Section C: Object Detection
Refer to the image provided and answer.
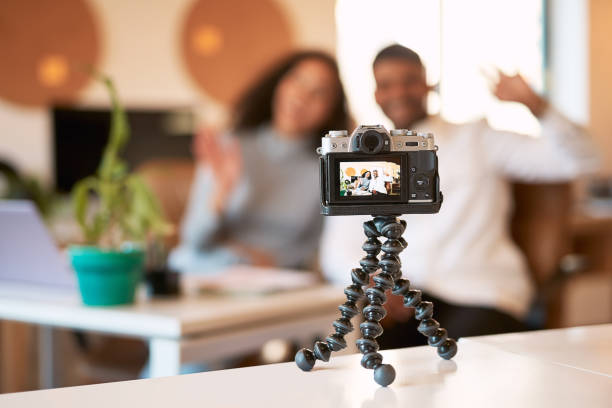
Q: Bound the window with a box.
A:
[336,0,546,135]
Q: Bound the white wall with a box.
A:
[0,0,336,186]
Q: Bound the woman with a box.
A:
[169,51,351,272]
[354,171,371,191]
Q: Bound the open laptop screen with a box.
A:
[0,200,75,289]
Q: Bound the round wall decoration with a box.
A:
[181,0,294,105]
[0,0,100,106]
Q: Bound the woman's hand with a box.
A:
[193,127,243,214]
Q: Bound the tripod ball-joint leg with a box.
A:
[394,281,458,360]
[295,215,458,387]
[295,217,382,373]
[294,276,362,371]
[355,216,405,386]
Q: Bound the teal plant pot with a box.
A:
[69,246,145,306]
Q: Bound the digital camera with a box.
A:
[318,125,442,216]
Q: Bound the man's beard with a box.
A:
[385,101,427,129]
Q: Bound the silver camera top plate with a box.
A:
[319,125,436,155]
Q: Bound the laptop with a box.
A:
[0,200,76,289]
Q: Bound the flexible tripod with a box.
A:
[295,215,457,386]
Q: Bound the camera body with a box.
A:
[318,125,442,216]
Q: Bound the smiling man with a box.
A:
[368,169,387,195]
[320,44,598,349]
[373,46,430,129]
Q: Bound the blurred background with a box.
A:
[1,0,611,395]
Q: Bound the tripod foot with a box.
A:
[437,338,458,360]
[373,364,396,387]
[295,348,316,371]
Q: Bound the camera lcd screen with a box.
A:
[339,159,401,197]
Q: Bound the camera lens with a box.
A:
[360,130,384,154]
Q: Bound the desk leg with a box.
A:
[148,338,181,378]
[38,326,55,389]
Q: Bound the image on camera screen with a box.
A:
[339,160,400,197]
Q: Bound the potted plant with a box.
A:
[69,73,170,306]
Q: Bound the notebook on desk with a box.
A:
[180,265,319,296]
[0,200,76,289]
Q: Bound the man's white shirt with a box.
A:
[368,176,388,194]
[320,109,597,319]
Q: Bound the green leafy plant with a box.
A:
[0,162,55,217]
[71,73,170,249]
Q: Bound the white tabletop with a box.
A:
[467,324,612,376]
[2,325,611,407]
[0,283,345,339]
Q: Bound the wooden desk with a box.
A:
[0,283,344,387]
[1,325,611,407]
